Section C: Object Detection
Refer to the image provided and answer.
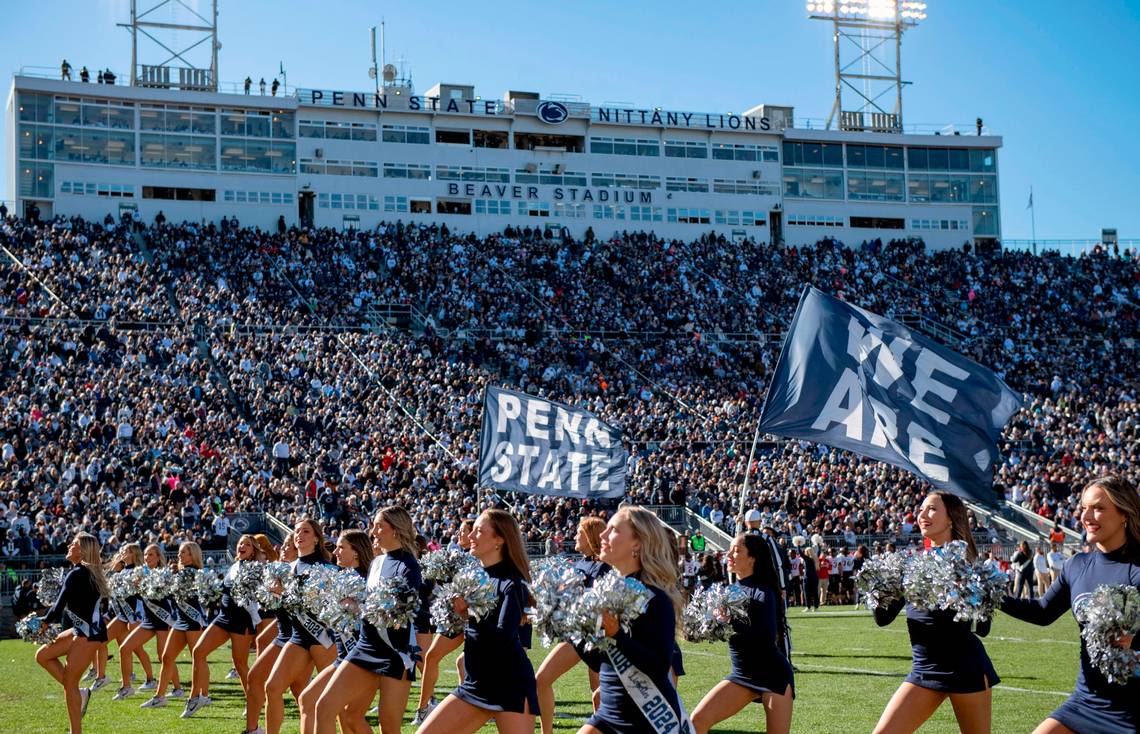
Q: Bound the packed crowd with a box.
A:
[1,213,1138,568]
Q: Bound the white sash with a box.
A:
[606,647,693,734]
[376,623,416,672]
[294,610,334,648]
[142,597,174,626]
[176,600,208,627]
[226,562,262,625]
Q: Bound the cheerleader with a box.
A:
[412,518,475,723]
[418,509,538,734]
[691,533,794,734]
[34,532,110,734]
[1001,476,1140,734]
[243,533,305,734]
[252,534,283,653]
[536,517,609,734]
[264,518,337,734]
[91,543,150,691]
[297,528,374,734]
[871,491,998,734]
[114,544,180,699]
[188,533,265,716]
[577,506,687,734]
[140,542,208,709]
[314,508,422,734]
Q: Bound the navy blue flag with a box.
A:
[759,286,1022,505]
[479,386,627,499]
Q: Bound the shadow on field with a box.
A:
[796,652,912,661]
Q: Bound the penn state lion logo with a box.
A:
[536,100,569,124]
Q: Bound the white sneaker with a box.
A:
[139,695,167,708]
[169,687,186,698]
[411,708,429,726]
[139,679,158,691]
[226,667,239,679]
[112,686,136,701]
[91,676,110,692]
[80,687,92,717]
[84,669,98,681]
[180,695,211,719]
[244,728,266,734]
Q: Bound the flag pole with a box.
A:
[737,422,762,519]
[1030,186,1037,256]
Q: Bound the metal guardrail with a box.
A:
[1003,501,1083,546]
[1002,239,1139,259]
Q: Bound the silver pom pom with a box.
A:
[16,613,59,645]
[420,549,478,582]
[35,568,66,607]
[1075,584,1140,685]
[139,567,175,601]
[231,561,265,608]
[361,576,420,631]
[316,569,368,639]
[682,583,750,643]
[567,571,652,652]
[255,562,294,610]
[899,541,1007,623]
[194,568,224,608]
[528,558,586,646]
[429,565,499,636]
[855,552,906,611]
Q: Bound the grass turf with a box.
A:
[0,607,1081,733]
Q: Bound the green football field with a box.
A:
[0,607,1080,733]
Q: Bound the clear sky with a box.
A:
[3,0,1139,239]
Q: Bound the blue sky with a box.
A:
[3,0,1139,239]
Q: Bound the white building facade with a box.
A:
[8,75,1001,249]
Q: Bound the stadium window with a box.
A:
[299,120,324,138]
[515,132,584,152]
[517,201,551,217]
[849,215,904,229]
[474,130,508,148]
[436,129,471,145]
[350,123,377,142]
[382,124,430,144]
[665,140,708,158]
[410,199,431,213]
[436,199,472,215]
[142,185,216,202]
[325,122,351,140]
[17,93,54,123]
[384,195,409,213]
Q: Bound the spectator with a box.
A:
[259,77,266,95]
[1010,540,1036,600]
[1047,542,1067,584]
[80,65,89,83]
[1033,544,1051,596]
[61,59,71,80]
[244,76,252,94]
[689,529,706,554]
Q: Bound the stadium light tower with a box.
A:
[120,0,220,92]
[805,1,927,133]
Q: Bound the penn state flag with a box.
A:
[479,386,627,499]
[759,286,1022,505]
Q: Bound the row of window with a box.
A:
[59,181,135,198]
[437,165,511,183]
[590,173,660,190]
[783,167,998,204]
[912,218,969,231]
[513,168,587,186]
[318,192,381,210]
[300,158,378,177]
[299,120,378,141]
[222,190,296,205]
[782,141,996,172]
[788,214,844,227]
[712,178,779,196]
[18,94,295,138]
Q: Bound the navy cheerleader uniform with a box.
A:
[1002,543,1140,734]
[170,576,208,633]
[582,576,685,734]
[332,566,369,667]
[112,565,141,624]
[287,552,337,649]
[44,564,108,642]
[346,548,422,679]
[139,581,174,632]
[874,598,998,693]
[726,575,794,698]
[574,557,610,587]
[414,576,435,639]
[452,560,539,714]
[212,561,260,635]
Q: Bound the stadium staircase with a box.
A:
[646,505,733,551]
